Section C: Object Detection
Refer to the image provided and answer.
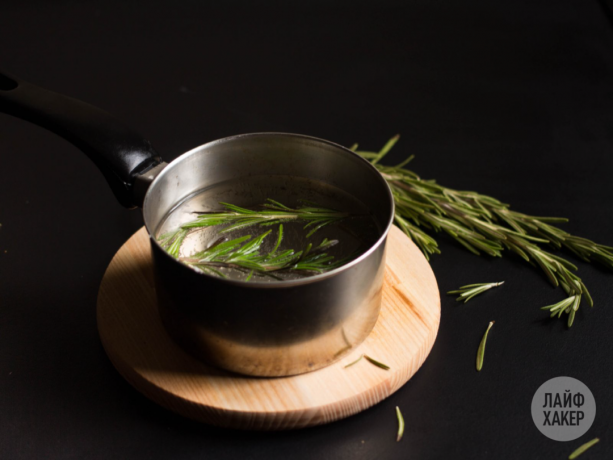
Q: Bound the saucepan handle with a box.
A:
[0,71,165,208]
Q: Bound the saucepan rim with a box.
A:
[143,132,395,289]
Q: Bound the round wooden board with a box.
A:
[97,225,440,430]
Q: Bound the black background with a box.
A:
[1,1,612,459]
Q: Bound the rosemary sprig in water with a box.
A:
[447,281,504,303]
[158,199,348,258]
[157,228,189,258]
[178,224,343,279]
[186,199,347,236]
[353,137,613,326]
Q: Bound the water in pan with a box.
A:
[156,175,381,282]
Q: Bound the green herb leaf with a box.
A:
[371,134,400,165]
[165,229,189,258]
[568,438,600,459]
[183,199,348,237]
[344,355,363,368]
[476,321,494,372]
[179,225,343,279]
[396,406,405,442]
[364,355,391,370]
[447,281,504,303]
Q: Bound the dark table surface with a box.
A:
[1,1,612,459]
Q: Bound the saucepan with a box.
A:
[0,71,394,377]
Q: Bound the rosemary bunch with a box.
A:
[352,136,613,326]
[178,224,343,279]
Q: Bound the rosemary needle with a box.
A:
[396,406,405,442]
[364,355,391,370]
[447,281,504,303]
[476,321,494,372]
[344,355,363,368]
[344,354,390,370]
[568,438,600,459]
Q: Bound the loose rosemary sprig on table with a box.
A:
[447,281,504,303]
[178,224,343,279]
[352,137,613,326]
[541,296,581,327]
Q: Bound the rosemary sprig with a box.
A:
[447,281,504,303]
[568,438,600,459]
[184,199,348,237]
[353,137,613,325]
[395,406,405,442]
[157,228,189,258]
[541,295,581,327]
[178,225,343,279]
[158,198,349,257]
[476,321,494,371]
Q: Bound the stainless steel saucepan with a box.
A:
[0,72,394,377]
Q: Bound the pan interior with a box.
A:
[143,134,394,281]
[155,174,380,281]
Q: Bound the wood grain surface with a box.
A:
[97,225,440,430]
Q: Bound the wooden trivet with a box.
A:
[97,225,440,430]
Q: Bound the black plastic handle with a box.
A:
[0,71,164,208]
